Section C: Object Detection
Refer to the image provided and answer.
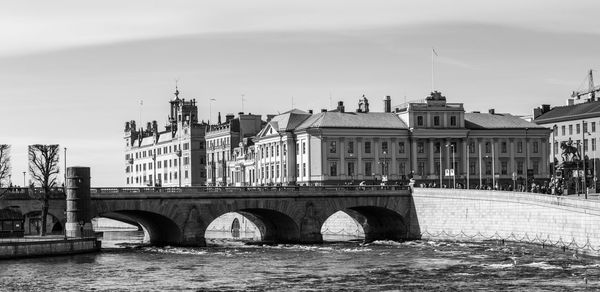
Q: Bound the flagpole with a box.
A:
[431,48,434,92]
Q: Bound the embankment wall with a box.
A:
[412,188,600,253]
[0,238,100,260]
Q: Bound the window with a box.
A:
[584,139,589,152]
[184,157,189,165]
[365,141,371,154]
[302,163,306,177]
[485,161,492,175]
[302,142,306,154]
[434,142,440,153]
[270,145,274,157]
[329,141,337,153]
[569,125,573,135]
[417,116,424,126]
[501,161,508,175]
[398,162,405,175]
[381,141,388,153]
[345,141,354,154]
[347,162,355,176]
[517,161,524,175]
[365,162,372,175]
[469,142,475,154]
[276,145,280,156]
[296,164,299,177]
[185,170,189,179]
[417,142,424,153]
[433,116,440,126]
[533,142,539,153]
[276,164,279,178]
[593,122,597,133]
[330,162,337,176]
[183,143,189,150]
[450,116,457,126]
[562,125,566,136]
[469,161,476,175]
[593,139,596,151]
[174,159,177,166]
[434,162,440,175]
[584,122,588,133]
[577,124,581,134]
[485,142,491,153]
[533,161,539,175]
[517,141,523,153]
[398,142,405,153]
[501,142,507,153]
[418,161,425,176]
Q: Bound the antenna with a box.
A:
[241,94,245,113]
[329,91,332,109]
[431,48,438,92]
[139,99,143,129]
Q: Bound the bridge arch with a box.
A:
[23,211,64,235]
[98,210,182,246]
[321,206,408,242]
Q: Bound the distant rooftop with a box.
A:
[534,100,600,124]
[465,112,545,129]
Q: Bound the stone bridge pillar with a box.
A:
[65,167,93,238]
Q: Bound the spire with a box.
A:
[174,80,180,100]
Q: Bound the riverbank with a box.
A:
[0,236,101,260]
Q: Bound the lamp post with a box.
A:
[552,125,558,175]
[22,171,25,187]
[478,142,482,188]
[439,143,443,188]
[582,121,588,199]
[491,142,495,190]
[446,143,455,189]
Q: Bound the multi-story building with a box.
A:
[248,92,550,187]
[205,112,263,186]
[124,88,207,187]
[534,100,600,177]
[227,138,257,186]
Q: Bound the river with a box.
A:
[0,240,599,291]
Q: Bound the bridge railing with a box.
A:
[90,185,408,194]
[0,188,66,199]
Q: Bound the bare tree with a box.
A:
[28,144,60,236]
[0,145,10,199]
[0,144,10,187]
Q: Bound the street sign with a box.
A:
[512,172,517,181]
[449,169,455,176]
[445,169,449,176]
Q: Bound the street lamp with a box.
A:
[582,121,588,199]
[64,147,67,190]
[446,143,455,189]
[552,125,558,175]
[22,171,25,187]
[439,143,443,188]
[586,131,596,195]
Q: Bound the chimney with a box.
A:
[225,113,234,122]
[488,109,495,114]
[337,101,345,113]
[238,112,244,116]
[384,96,391,113]
[146,122,152,130]
[308,109,313,114]
[218,112,222,124]
[567,98,575,106]
[542,104,551,113]
[321,109,327,112]
[267,114,276,122]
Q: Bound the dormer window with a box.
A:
[450,116,457,126]
[433,116,440,126]
[417,116,424,126]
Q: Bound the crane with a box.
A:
[572,69,600,102]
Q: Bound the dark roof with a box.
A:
[0,208,23,220]
[296,112,408,130]
[535,101,600,124]
[465,113,545,129]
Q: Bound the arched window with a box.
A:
[231,218,240,238]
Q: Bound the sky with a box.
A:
[1,0,600,186]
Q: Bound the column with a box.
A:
[340,137,345,177]
[509,138,515,175]
[493,138,500,177]
[286,137,296,185]
[307,136,312,183]
[391,138,398,179]
[374,138,380,175]
[462,139,468,176]
[357,137,363,178]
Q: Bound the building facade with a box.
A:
[246,92,551,187]
[205,112,263,186]
[124,88,207,187]
[534,100,600,180]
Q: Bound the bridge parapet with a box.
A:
[0,188,65,200]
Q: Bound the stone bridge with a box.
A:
[0,185,418,246]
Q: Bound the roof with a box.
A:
[296,112,408,130]
[0,208,23,220]
[465,113,545,129]
[534,101,600,124]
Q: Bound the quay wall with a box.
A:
[412,188,600,253]
[0,238,101,260]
